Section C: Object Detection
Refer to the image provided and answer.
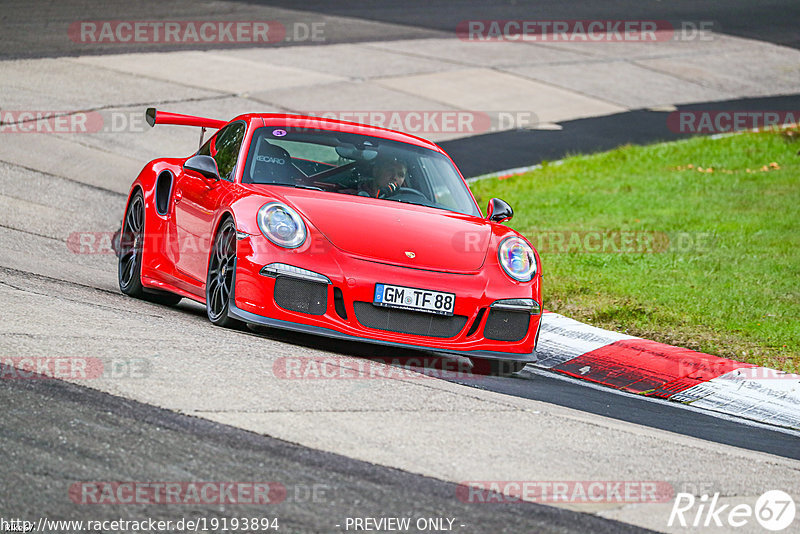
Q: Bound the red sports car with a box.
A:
[117,108,542,375]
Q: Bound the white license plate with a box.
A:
[373,283,455,316]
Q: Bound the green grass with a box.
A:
[471,127,800,373]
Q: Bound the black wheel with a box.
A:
[206,218,242,328]
[118,192,145,297]
[470,358,528,377]
[118,191,182,306]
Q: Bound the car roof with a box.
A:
[230,113,445,152]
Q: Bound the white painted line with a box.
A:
[465,163,543,184]
[536,312,636,368]
[466,160,566,184]
[521,367,800,438]
[533,314,800,430]
[674,367,800,430]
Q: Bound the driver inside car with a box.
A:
[359,156,407,198]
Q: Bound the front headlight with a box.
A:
[498,236,536,282]
[257,202,307,248]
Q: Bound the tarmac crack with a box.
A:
[190,408,522,414]
[0,332,171,343]
[62,55,245,98]
[0,278,162,318]
[0,159,125,197]
[0,266,170,320]
[0,223,63,242]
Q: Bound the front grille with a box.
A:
[353,302,467,338]
[274,276,327,315]
[483,309,530,342]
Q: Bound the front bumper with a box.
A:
[228,301,537,362]
[231,233,541,362]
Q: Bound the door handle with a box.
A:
[174,189,183,203]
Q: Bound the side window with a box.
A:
[198,123,246,181]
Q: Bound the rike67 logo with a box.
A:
[669,490,796,531]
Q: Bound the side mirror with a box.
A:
[184,155,219,181]
[486,198,513,223]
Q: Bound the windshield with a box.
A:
[241,126,480,217]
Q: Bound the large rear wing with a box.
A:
[145,107,227,129]
[145,107,227,148]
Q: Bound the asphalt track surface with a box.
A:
[447,372,800,462]
[261,0,800,175]
[259,0,800,50]
[1,375,652,534]
[5,0,798,59]
[4,0,800,175]
[211,323,800,461]
[444,93,800,177]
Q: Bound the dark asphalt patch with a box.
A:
[257,0,800,50]
[0,374,653,534]
[4,1,797,59]
[0,0,443,60]
[442,94,800,177]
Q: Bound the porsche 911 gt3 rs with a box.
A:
[117,108,542,375]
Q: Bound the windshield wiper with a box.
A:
[293,184,323,191]
[382,197,440,209]
[265,183,324,191]
[382,197,413,205]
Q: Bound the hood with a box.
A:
[248,186,491,272]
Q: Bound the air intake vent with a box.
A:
[274,277,327,315]
[484,309,529,342]
[353,302,467,338]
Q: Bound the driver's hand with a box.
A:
[377,181,399,197]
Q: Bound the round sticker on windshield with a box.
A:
[272,129,287,137]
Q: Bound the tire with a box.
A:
[470,358,528,377]
[118,190,182,306]
[206,218,243,328]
